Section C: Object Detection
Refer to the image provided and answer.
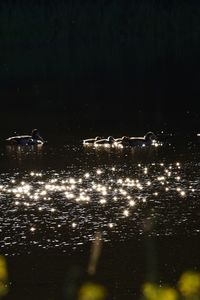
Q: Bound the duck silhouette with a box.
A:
[83,136,101,145]
[6,129,45,146]
[116,132,157,147]
[94,136,115,145]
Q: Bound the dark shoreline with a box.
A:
[4,237,200,300]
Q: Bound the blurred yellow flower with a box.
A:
[143,282,178,300]
[178,271,200,296]
[78,282,107,300]
[0,256,8,297]
[0,256,8,281]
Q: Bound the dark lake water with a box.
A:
[0,133,200,300]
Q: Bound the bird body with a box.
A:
[83,136,101,145]
[94,136,115,145]
[6,129,45,146]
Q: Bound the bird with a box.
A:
[94,136,115,145]
[6,129,45,146]
[83,136,101,145]
[116,132,157,147]
[114,136,128,143]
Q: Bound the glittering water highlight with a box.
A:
[0,161,200,255]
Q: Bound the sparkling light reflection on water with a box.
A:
[0,151,200,255]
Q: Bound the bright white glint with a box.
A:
[123,209,129,217]
[100,199,106,204]
[96,169,102,175]
[129,200,135,206]
[72,222,77,228]
[180,191,186,197]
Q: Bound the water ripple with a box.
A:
[0,161,200,255]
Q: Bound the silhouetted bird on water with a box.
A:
[6,129,45,145]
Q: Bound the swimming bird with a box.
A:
[115,136,131,146]
[94,136,115,145]
[116,132,157,147]
[83,136,101,145]
[128,132,157,146]
[6,129,45,146]
[114,136,129,143]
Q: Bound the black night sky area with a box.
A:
[1,0,200,132]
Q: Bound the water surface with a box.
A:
[0,137,200,255]
[0,135,200,299]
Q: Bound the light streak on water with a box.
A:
[0,162,200,255]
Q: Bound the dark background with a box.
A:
[1,0,200,133]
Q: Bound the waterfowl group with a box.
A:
[6,130,160,148]
[6,129,45,146]
[5,130,200,149]
[83,132,160,148]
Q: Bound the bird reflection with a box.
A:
[6,144,43,160]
